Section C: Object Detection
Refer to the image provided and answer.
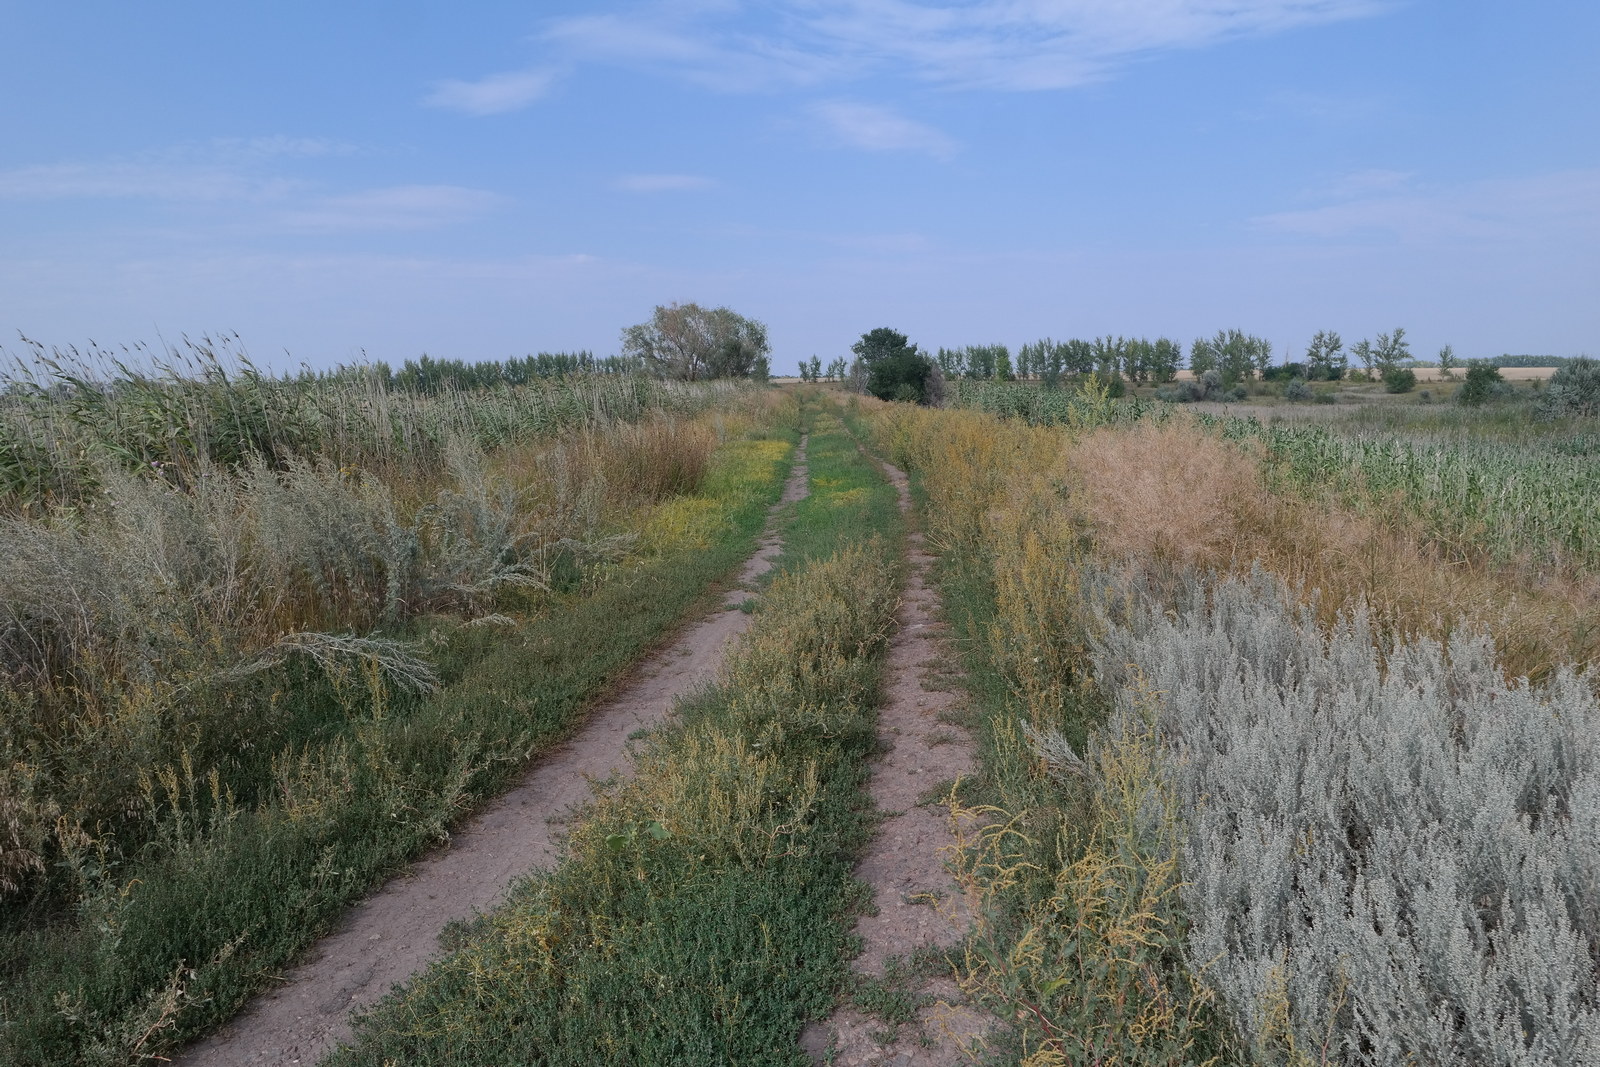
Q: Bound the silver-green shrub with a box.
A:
[1094,571,1599,1066]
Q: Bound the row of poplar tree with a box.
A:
[800,327,1432,387]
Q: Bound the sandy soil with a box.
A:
[800,453,993,1067]
[173,437,810,1067]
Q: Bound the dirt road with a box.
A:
[174,437,810,1067]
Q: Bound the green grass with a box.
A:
[326,397,906,1066]
[0,429,798,1067]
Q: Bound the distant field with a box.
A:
[1173,365,1559,382]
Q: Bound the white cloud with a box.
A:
[535,1,1387,92]
[810,101,958,158]
[424,69,559,114]
[1256,169,1600,243]
[543,14,841,91]
[275,185,506,232]
[612,173,717,192]
[0,138,357,202]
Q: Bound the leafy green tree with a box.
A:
[621,302,770,381]
[852,328,935,403]
[1092,336,1124,379]
[1437,343,1458,379]
[1457,360,1505,406]
[1062,339,1095,376]
[1350,339,1376,380]
[1021,339,1068,389]
[1372,327,1410,377]
[963,345,998,380]
[825,357,847,382]
[1188,336,1219,378]
[935,346,967,378]
[806,355,822,381]
[1305,330,1347,381]
[995,347,1014,381]
[1149,338,1182,384]
[1383,366,1417,393]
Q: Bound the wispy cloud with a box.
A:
[811,101,957,158]
[543,14,841,92]
[0,137,361,202]
[612,173,716,192]
[424,69,560,114]
[276,185,505,232]
[0,161,297,202]
[535,1,1387,92]
[1256,169,1600,243]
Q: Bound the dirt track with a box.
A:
[174,437,810,1067]
[801,451,992,1066]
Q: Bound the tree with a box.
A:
[1437,344,1458,379]
[806,355,822,382]
[1092,336,1124,379]
[620,302,769,381]
[1383,366,1417,393]
[1149,338,1182,384]
[1015,344,1033,379]
[1350,339,1376,380]
[825,356,848,382]
[1372,327,1410,377]
[1305,330,1347,381]
[852,328,935,403]
[1457,360,1504,406]
[1062,339,1095,376]
[935,347,967,378]
[1189,336,1219,378]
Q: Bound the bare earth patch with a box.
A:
[174,437,809,1067]
[801,452,994,1067]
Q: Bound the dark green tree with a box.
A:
[1457,360,1505,406]
[852,328,935,403]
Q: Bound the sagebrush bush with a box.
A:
[1094,571,1600,1066]
[1535,356,1600,419]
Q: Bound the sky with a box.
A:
[2,0,1596,375]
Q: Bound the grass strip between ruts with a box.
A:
[326,398,905,1066]
[1,429,798,1067]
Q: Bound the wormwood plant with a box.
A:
[1095,571,1600,1066]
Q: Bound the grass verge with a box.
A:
[0,428,797,1067]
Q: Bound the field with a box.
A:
[2,357,1595,1066]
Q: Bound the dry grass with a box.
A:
[1068,418,1600,682]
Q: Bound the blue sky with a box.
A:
[3,0,1595,374]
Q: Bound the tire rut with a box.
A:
[801,450,994,1067]
[174,435,811,1067]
